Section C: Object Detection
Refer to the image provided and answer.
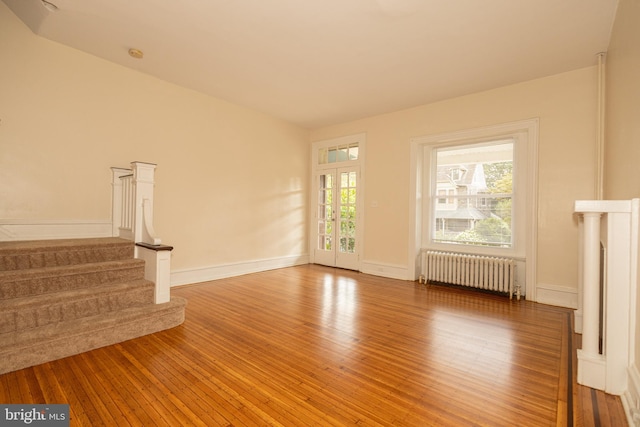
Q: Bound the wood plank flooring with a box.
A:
[0,264,627,426]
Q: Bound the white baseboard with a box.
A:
[360,260,410,281]
[622,364,640,426]
[171,254,310,286]
[0,220,113,241]
[535,283,578,309]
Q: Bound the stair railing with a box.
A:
[111,162,172,304]
[111,162,160,245]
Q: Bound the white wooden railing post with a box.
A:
[111,162,172,304]
[574,199,638,395]
[574,216,584,333]
[131,161,160,245]
[577,211,604,390]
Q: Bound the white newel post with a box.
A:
[574,199,638,395]
[136,243,173,304]
[111,161,173,304]
[131,162,161,246]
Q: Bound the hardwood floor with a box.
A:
[0,264,627,426]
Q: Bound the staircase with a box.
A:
[0,237,186,375]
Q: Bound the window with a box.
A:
[433,140,513,248]
[418,122,535,259]
[318,143,359,164]
[410,119,538,297]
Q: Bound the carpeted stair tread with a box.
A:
[0,279,155,334]
[0,296,187,375]
[0,259,146,299]
[0,278,153,308]
[0,237,133,271]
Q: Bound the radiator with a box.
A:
[419,250,519,299]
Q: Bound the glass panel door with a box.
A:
[314,166,359,270]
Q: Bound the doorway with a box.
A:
[311,134,365,271]
[314,166,360,269]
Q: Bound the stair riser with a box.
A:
[0,264,145,299]
[0,299,186,375]
[0,285,155,335]
[0,245,134,272]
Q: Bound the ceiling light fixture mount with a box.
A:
[41,0,58,12]
[128,48,144,59]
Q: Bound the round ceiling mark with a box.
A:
[128,48,144,59]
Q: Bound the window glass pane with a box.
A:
[328,148,337,163]
[348,145,359,160]
[347,222,355,237]
[324,236,332,250]
[339,237,347,253]
[348,189,356,204]
[341,172,349,187]
[433,140,513,248]
[338,145,349,162]
[340,221,347,236]
[349,171,357,187]
[318,148,328,164]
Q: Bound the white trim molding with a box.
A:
[535,283,578,309]
[360,260,410,281]
[0,219,113,241]
[171,254,310,287]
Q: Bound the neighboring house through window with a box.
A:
[434,142,513,248]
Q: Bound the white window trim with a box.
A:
[408,119,538,300]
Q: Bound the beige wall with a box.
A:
[0,3,310,272]
[604,0,640,374]
[604,0,640,200]
[1,0,603,299]
[311,67,599,294]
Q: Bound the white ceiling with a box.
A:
[3,0,619,128]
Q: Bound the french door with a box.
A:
[314,166,360,270]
